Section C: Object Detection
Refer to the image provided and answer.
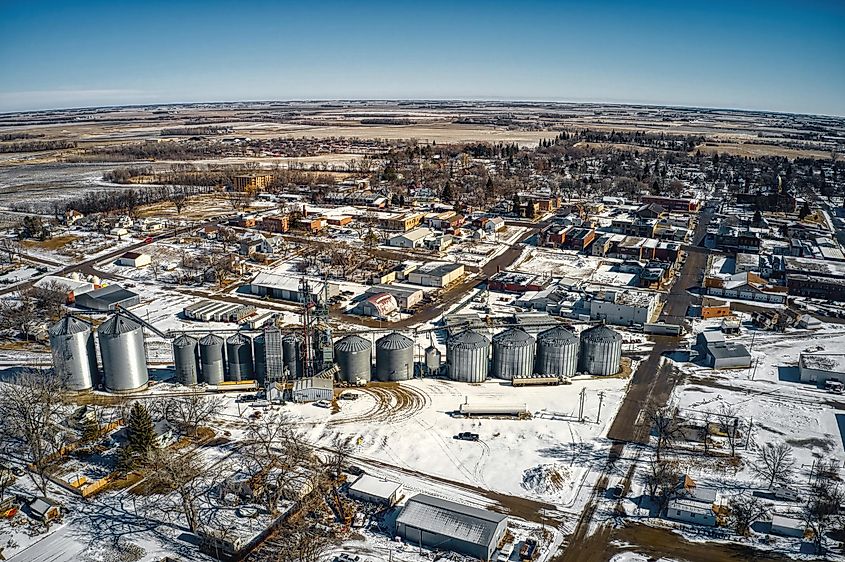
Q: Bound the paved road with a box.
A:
[559,205,714,561]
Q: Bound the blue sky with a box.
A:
[1,0,843,115]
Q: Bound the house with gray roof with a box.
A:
[395,494,508,561]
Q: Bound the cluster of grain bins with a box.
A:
[444,324,622,382]
[333,332,416,384]
[183,300,256,323]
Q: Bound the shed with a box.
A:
[291,377,333,403]
[117,252,152,268]
[74,285,140,312]
[28,497,61,523]
[799,353,845,386]
[706,342,753,369]
[395,494,508,561]
[348,475,403,506]
[407,262,465,288]
[770,514,806,538]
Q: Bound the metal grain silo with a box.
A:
[375,332,414,382]
[425,345,441,375]
[253,334,266,383]
[446,330,490,383]
[172,334,199,386]
[48,315,98,392]
[535,325,579,377]
[282,334,303,379]
[226,333,254,382]
[491,328,535,380]
[334,335,372,384]
[199,334,226,385]
[98,314,148,393]
[578,324,623,376]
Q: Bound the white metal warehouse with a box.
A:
[395,494,508,561]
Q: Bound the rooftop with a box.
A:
[348,475,402,499]
[800,353,845,374]
[396,494,506,547]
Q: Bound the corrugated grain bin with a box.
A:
[199,334,226,385]
[578,324,623,376]
[48,315,99,392]
[98,314,148,393]
[491,328,535,380]
[282,334,303,379]
[253,334,266,383]
[172,334,200,386]
[446,330,490,383]
[535,325,578,377]
[226,333,254,382]
[334,335,372,384]
[375,332,414,381]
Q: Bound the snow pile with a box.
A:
[521,463,571,496]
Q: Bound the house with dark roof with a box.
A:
[395,494,508,561]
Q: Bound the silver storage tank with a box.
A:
[375,332,414,382]
[535,325,579,377]
[334,335,372,384]
[199,334,226,385]
[491,328,535,380]
[48,315,98,392]
[98,314,148,393]
[447,330,490,383]
[282,334,303,379]
[424,345,442,375]
[226,333,254,382]
[172,334,200,386]
[253,334,266,383]
[578,324,623,376]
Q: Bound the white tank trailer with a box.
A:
[535,325,579,377]
[334,335,372,384]
[226,333,254,382]
[172,334,200,386]
[48,315,99,392]
[578,324,623,376]
[491,328,535,380]
[98,314,149,393]
[199,334,226,385]
[375,332,414,381]
[446,330,490,383]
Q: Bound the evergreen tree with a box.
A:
[441,180,454,202]
[127,402,156,458]
[799,201,811,220]
[753,209,763,225]
[80,415,100,443]
[485,177,493,192]
[512,192,521,214]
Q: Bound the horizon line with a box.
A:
[2,97,843,120]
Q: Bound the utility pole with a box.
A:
[578,388,586,422]
[596,391,605,423]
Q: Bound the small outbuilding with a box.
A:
[706,342,753,369]
[291,377,333,403]
[799,353,845,386]
[28,497,61,523]
[770,514,806,538]
[117,252,152,268]
[348,475,403,506]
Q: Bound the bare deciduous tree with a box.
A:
[647,406,680,462]
[805,462,844,555]
[164,392,222,438]
[0,369,69,494]
[727,493,768,536]
[142,448,206,532]
[642,457,680,511]
[752,442,795,489]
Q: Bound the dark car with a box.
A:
[347,465,365,476]
[454,432,480,441]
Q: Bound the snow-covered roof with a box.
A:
[800,353,845,375]
[348,475,402,500]
[396,494,506,547]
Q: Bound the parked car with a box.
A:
[347,465,365,476]
[454,432,480,441]
[314,400,332,409]
[339,392,359,401]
